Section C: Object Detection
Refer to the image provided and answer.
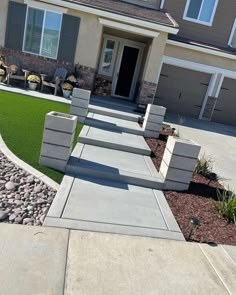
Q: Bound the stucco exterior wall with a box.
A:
[143,32,168,83]
[68,9,103,68]
[0,0,9,47]
[164,44,236,72]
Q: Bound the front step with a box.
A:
[85,113,144,136]
[88,104,140,122]
[66,143,164,190]
[79,125,151,156]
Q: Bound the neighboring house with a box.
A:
[0,0,235,126]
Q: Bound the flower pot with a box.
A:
[62,89,72,99]
[28,82,38,91]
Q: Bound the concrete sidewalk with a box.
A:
[1,224,235,295]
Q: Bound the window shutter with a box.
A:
[58,14,80,63]
[5,1,27,50]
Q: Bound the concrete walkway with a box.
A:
[165,114,236,191]
[1,224,235,295]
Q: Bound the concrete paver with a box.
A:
[64,230,235,295]
[45,175,183,240]
[0,224,69,295]
[165,114,236,190]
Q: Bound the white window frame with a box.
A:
[183,0,219,27]
[22,5,62,59]
[98,36,119,77]
[228,18,236,48]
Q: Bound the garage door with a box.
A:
[154,64,211,118]
[211,78,236,126]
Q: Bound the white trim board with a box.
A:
[99,18,160,38]
[160,0,165,9]
[167,39,236,61]
[228,18,236,48]
[183,0,219,27]
[40,0,179,34]
[162,56,236,79]
[24,0,67,13]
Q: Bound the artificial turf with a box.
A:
[0,90,82,183]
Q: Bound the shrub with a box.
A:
[62,82,73,91]
[195,155,213,177]
[0,69,5,76]
[216,189,236,223]
[27,74,41,83]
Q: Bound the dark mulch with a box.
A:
[145,133,236,246]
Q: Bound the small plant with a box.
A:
[195,155,213,177]
[27,74,41,84]
[0,69,5,76]
[216,189,236,223]
[62,82,73,91]
[173,115,185,138]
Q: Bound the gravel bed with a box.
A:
[146,133,236,246]
[0,151,57,226]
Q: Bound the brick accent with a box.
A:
[136,81,157,105]
[202,96,217,120]
[78,65,96,91]
[0,47,74,78]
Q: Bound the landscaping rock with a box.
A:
[0,210,8,221]
[34,185,42,193]
[5,181,16,191]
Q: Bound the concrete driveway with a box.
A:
[164,114,236,191]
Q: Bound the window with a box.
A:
[23,7,62,59]
[183,0,218,26]
[98,38,118,76]
[228,18,236,48]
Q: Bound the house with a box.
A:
[0,0,236,126]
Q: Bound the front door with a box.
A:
[113,45,140,99]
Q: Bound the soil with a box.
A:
[145,132,236,246]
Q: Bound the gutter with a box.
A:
[40,0,179,34]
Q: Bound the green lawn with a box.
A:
[0,90,82,183]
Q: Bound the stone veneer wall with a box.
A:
[136,80,157,105]
[201,96,218,120]
[0,47,96,91]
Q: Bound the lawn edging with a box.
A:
[0,133,59,191]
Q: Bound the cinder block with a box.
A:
[41,143,72,161]
[166,136,201,158]
[145,104,166,117]
[143,121,161,132]
[43,129,75,147]
[160,160,193,184]
[70,105,87,117]
[144,114,164,124]
[39,156,67,172]
[72,88,91,100]
[163,148,198,172]
[71,97,89,108]
[144,130,160,138]
[164,180,189,191]
[44,112,77,133]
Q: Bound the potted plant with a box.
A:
[27,74,41,90]
[0,69,5,83]
[61,82,73,99]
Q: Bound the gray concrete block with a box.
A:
[160,161,193,184]
[144,130,160,138]
[44,111,77,134]
[145,104,166,116]
[164,180,190,191]
[70,105,87,117]
[71,97,89,108]
[43,129,74,147]
[143,121,161,132]
[72,88,91,100]
[39,156,67,172]
[167,136,201,159]
[41,143,72,161]
[163,148,198,172]
[144,113,164,124]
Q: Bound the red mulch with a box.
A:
[145,133,236,246]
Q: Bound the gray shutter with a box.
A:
[58,14,80,63]
[5,1,27,50]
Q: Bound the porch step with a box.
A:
[88,104,140,122]
[66,143,164,190]
[85,113,144,136]
[79,125,151,155]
